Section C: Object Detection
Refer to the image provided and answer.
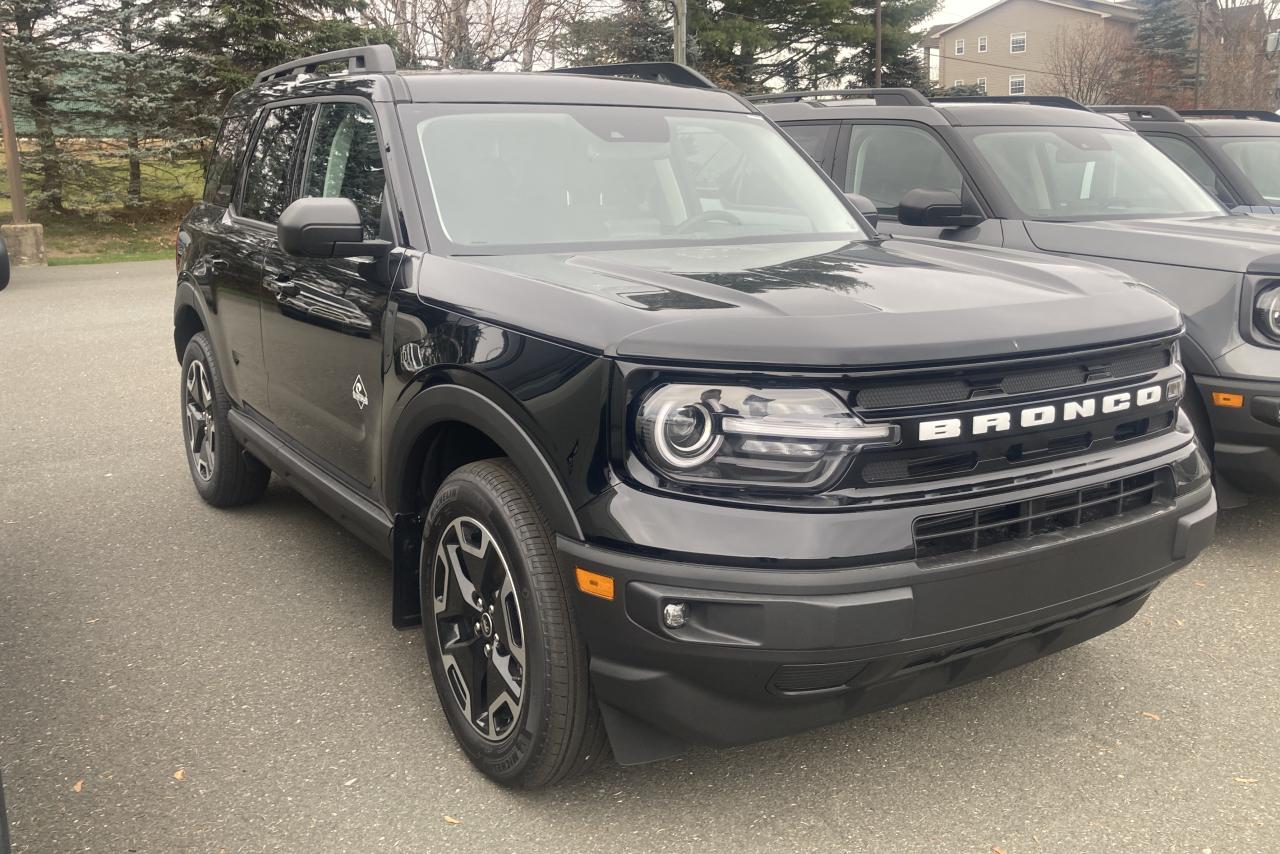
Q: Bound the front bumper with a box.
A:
[561,442,1216,764]
[1196,375,1280,493]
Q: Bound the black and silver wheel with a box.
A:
[421,459,606,787]
[179,332,270,507]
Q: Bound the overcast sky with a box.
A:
[924,0,1005,28]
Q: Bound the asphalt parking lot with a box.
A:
[1,260,1278,853]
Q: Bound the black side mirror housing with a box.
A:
[898,188,985,228]
[277,197,391,258]
[845,192,879,229]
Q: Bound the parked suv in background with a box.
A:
[175,51,1214,787]
[1094,106,1280,214]
[757,90,1280,502]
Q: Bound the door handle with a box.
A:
[264,275,300,299]
[209,258,230,275]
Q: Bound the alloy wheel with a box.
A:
[431,516,527,742]
[184,359,216,481]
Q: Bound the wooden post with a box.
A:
[875,0,883,88]
[674,0,687,66]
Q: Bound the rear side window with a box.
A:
[302,103,386,239]
[203,116,251,206]
[238,104,309,224]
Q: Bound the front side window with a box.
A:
[955,38,965,55]
[964,126,1225,220]
[1146,134,1232,201]
[843,124,966,217]
[405,105,865,252]
[1009,75,1026,95]
[1011,32,1027,53]
[204,116,251,206]
[302,103,386,239]
[1217,137,1280,204]
[782,122,835,164]
[239,104,309,224]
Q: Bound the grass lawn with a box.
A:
[2,156,202,265]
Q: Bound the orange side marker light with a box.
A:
[575,567,615,601]
[1212,392,1245,409]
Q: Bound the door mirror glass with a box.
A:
[898,188,985,228]
[845,192,879,229]
[277,197,390,258]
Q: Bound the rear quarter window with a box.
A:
[203,116,252,206]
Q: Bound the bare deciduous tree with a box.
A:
[1198,0,1280,109]
[1045,22,1135,104]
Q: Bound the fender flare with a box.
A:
[384,383,584,541]
[173,277,213,359]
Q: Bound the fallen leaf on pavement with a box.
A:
[444,815,462,825]
[1234,777,1259,784]
[992,847,1007,854]
[72,779,83,793]
[173,769,186,781]
[1193,581,1207,587]
[1142,712,1162,721]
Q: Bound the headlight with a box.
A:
[636,384,898,491]
[1255,283,1280,342]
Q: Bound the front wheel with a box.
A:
[421,459,606,787]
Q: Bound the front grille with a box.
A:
[913,469,1168,561]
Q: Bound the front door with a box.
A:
[259,100,394,489]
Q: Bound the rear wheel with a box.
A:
[421,459,606,787]
[180,332,270,507]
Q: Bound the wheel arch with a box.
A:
[173,279,209,362]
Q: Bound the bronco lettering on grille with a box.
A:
[918,384,1165,442]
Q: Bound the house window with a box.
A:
[1011,32,1027,53]
[977,77,987,93]
[979,36,989,52]
[955,38,965,55]
[955,80,965,88]
[1009,74,1026,95]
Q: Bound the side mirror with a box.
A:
[845,192,879,229]
[277,197,391,258]
[898,188,985,228]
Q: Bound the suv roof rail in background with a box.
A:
[546,62,716,90]
[254,45,397,85]
[930,94,1092,112]
[1092,105,1184,122]
[1179,108,1280,122]
[747,88,931,106]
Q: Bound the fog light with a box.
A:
[1166,376,1184,402]
[662,602,689,628]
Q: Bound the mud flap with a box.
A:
[392,513,423,629]
[597,702,690,766]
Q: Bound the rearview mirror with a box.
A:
[277,197,391,258]
[845,192,879,229]
[898,189,985,228]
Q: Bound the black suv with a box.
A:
[175,48,1215,787]
[1094,106,1280,214]
[756,90,1280,502]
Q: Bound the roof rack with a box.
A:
[931,94,1091,112]
[545,62,716,90]
[1091,104,1183,122]
[1179,109,1280,122]
[748,88,931,107]
[254,45,397,85]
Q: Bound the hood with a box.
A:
[435,239,1181,368]
[1025,214,1280,273]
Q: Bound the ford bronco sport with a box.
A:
[1095,106,1280,214]
[757,90,1280,503]
[175,50,1215,787]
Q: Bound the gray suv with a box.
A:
[756,90,1280,502]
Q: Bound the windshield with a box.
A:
[961,126,1224,221]
[1216,137,1280,204]
[404,105,866,252]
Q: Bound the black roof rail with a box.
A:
[545,62,716,90]
[748,88,931,107]
[254,45,397,85]
[931,94,1091,112]
[1091,104,1184,122]
[1179,108,1280,122]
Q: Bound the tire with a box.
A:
[179,331,270,507]
[421,459,606,788]
[1183,379,1214,465]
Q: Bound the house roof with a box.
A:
[928,0,1141,39]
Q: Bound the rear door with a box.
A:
[258,99,394,489]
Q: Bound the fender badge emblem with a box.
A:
[352,375,369,410]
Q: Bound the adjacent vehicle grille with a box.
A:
[913,469,1170,561]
